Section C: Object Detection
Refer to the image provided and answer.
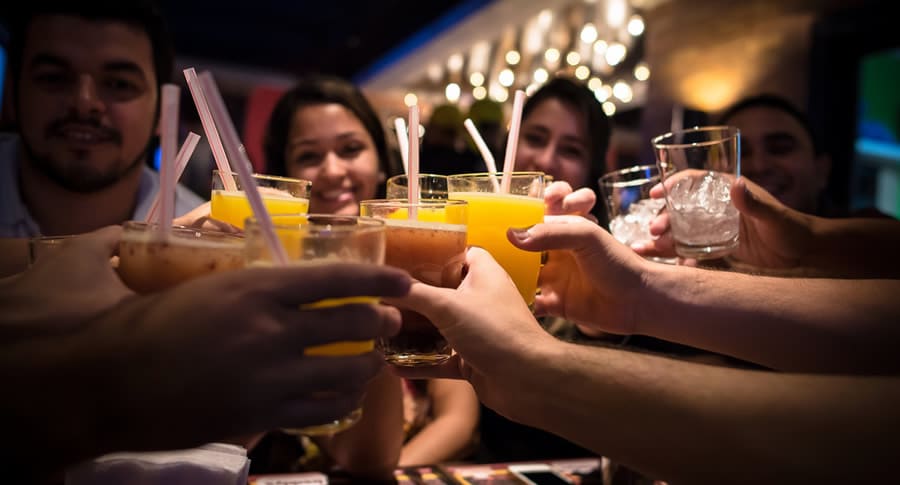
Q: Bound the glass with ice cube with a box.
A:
[652,126,741,259]
[598,165,669,253]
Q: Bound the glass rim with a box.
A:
[598,164,660,183]
[359,198,468,208]
[245,214,386,236]
[386,173,449,181]
[121,221,245,243]
[447,171,544,179]
[212,169,312,187]
[651,125,740,148]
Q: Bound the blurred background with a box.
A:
[1,0,898,216]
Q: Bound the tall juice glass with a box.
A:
[244,214,385,435]
[360,199,467,366]
[448,172,545,304]
[210,170,311,229]
[117,221,245,293]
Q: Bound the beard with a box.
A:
[20,117,148,193]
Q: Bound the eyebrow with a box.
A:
[290,131,365,148]
[28,53,147,79]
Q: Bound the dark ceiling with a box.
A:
[157,0,476,80]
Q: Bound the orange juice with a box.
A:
[210,189,309,229]
[302,296,378,356]
[450,192,544,303]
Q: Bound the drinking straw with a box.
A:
[407,105,420,220]
[183,67,237,192]
[463,118,500,192]
[199,71,288,265]
[500,90,526,194]
[145,132,201,223]
[156,84,180,238]
[394,117,409,175]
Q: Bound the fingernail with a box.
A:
[509,227,531,242]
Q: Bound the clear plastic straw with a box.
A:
[183,67,236,192]
[199,71,288,265]
[394,117,409,175]
[463,118,500,192]
[156,84,180,238]
[407,105,419,220]
[500,90,526,194]
[145,132,201,223]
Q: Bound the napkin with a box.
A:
[65,442,250,485]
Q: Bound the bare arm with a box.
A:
[639,263,900,373]
[321,368,404,479]
[515,342,900,485]
[514,216,900,373]
[399,379,479,466]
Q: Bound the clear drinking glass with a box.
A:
[210,170,311,229]
[117,222,245,293]
[598,164,676,264]
[359,199,468,367]
[244,214,385,435]
[652,126,741,260]
[28,235,77,266]
[385,174,449,200]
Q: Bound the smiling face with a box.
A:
[725,106,830,214]
[284,103,382,216]
[515,98,592,189]
[16,15,158,193]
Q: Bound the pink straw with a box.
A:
[500,90,526,193]
[463,118,500,192]
[145,132,201,223]
[183,67,236,192]
[394,117,409,175]
[199,71,288,265]
[407,105,419,220]
[156,84,180,238]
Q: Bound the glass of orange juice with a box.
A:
[244,214,385,436]
[448,172,545,304]
[210,170,311,229]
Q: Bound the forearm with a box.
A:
[399,380,479,467]
[638,264,900,373]
[325,368,403,478]
[804,217,900,278]
[512,342,900,484]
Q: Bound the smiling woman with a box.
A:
[263,75,400,216]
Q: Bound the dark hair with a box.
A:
[718,94,822,155]
[263,75,398,194]
[522,76,613,189]
[6,0,174,94]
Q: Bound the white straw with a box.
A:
[407,105,419,220]
[463,118,500,192]
[145,132,201,223]
[157,84,180,237]
[394,117,409,175]
[500,90,526,194]
[199,71,288,265]
[183,67,236,192]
